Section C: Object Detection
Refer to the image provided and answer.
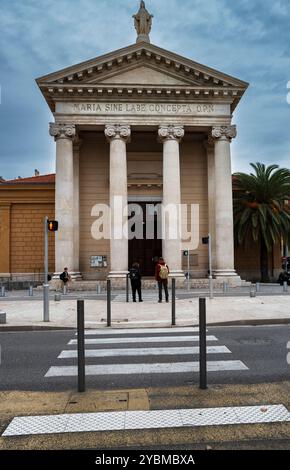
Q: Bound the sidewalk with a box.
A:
[1,382,290,449]
[0,295,290,329]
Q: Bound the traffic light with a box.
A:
[202,236,209,245]
[47,220,58,232]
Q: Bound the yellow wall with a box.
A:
[0,185,55,278]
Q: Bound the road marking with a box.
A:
[58,345,231,359]
[45,360,248,377]
[3,405,290,436]
[78,327,202,336]
[68,335,218,345]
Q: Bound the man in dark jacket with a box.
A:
[129,262,143,302]
[155,257,169,303]
[60,267,71,291]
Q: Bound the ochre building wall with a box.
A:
[0,184,55,279]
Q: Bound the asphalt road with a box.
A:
[0,325,289,391]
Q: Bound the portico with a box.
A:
[37,2,248,286]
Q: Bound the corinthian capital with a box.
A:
[105,125,131,143]
[158,125,185,142]
[211,125,237,141]
[49,123,76,141]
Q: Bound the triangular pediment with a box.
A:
[37,42,249,112]
[93,64,195,86]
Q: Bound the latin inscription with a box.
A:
[73,103,215,114]
[73,102,214,114]
[58,102,222,115]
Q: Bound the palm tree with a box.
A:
[233,163,290,282]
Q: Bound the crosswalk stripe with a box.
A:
[45,360,248,377]
[78,327,201,336]
[68,335,218,345]
[58,345,231,359]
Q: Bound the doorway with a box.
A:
[128,202,162,277]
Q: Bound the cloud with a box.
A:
[0,0,289,178]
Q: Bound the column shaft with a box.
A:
[205,139,217,270]
[159,125,184,277]
[105,125,130,277]
[212,126,238,278]
[50,123,76,274]
[73,138,81,275]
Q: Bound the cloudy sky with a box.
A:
[0,0,289,179]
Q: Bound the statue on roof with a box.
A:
[133,1,153,43]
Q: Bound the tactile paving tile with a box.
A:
[125,409,182,430]
[65,412,125,433]
[233,405,290,424]
[180,407,239,426]
[2,414,69,436]
[3,405,290,437]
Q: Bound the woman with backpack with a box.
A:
[129,262,143,303]
[155,257,170,303]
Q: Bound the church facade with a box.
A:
[37,2,249,284]
[2,2,281,285]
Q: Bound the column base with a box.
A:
[108,271,129,279]
[52,272,83,281]
[213,270,242,287]
[108,271,129,290]
[169,271,185,279]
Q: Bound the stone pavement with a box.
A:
[0,295,290,329]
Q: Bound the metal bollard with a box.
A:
[223,282,228,294]
[1,286,5,297]
[54,293,61,302]
[29,284,33,297]
[283,282,288,293]
[96,283,101,295]
[107,279,111,327]
[77,300,85,393]
[250,288,256,298]
[171,278,176,326]
[256,282,260,293]
[0,311,6,324]
[199,298,207,390]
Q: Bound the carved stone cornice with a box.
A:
[211,125,237,142]
[104,124,131,143]
[158,125,184,142]
[49,123,76,141]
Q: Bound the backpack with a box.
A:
[129,269,139,281]
[159,265,169,280]
[60,272,65,281]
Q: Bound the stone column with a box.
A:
[73,136,82,276]
[204,137,217,271]
[211,125,240,282]
[105,124,131,278]
[49,123,78,276]
[158,125,184,277]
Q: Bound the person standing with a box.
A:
[129,262,143,303]
[155,257,169,303]
[60,267,71,292]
